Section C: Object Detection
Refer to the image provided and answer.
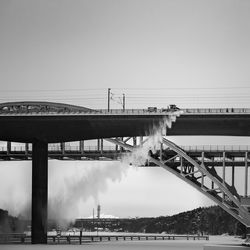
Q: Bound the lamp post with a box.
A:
[123,93,125,111]
[108,88,111,112]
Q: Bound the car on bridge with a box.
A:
[147,107,157,112]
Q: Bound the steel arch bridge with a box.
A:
[104,137,250,227]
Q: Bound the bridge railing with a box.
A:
[182,108,250,114]
[0,145,121,152]
[1,107,250,115]
[0,145,250,152]
[96,109,177,114]
[0,108,176,115]
[181,145,250,152]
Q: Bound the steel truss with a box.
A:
[105,137,250,227]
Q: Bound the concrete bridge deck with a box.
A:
[1,102,250,142]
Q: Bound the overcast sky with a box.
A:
[0,0,250,221]
[1,0,250,108]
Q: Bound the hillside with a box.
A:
[0,206,247,236]
[119,206,245,235]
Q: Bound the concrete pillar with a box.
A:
[32,140,48,244]
[97,139,100,151]
[79,140,84,154]
[232,165,235,187]
[100,139,103,155]
[25,143,29,155]
[60,142,65,154]
[7,141,11,155]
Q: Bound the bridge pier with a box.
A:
[32,140,48,244]
[7,141,11,155]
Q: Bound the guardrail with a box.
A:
[181,145,250,152]
[98,108,250,114]
[0,145,250,153]
[0,233,209,244]
[1,107,250,115]
[0,108,177,116]
[181,108,250,114]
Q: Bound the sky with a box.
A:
[0,0,250,222]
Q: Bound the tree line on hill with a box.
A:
[118,206,246,236]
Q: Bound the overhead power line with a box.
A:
[112,86,250,90]
[1,86,250,93]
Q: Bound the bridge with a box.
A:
[0,101,250,244]
[1,141,250,166]
[1,102,250,142]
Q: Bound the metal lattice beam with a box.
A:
[105,137,250,226]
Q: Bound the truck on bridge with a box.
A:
[148,104,180,113]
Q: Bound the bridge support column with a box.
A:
[7,141,11,155]
[80,140,84,154]
[245,152,248,197]
[60,142,65,155]
[100,139,103,154]
[32,140,48,244]
[25,143,29,156]
[232,165,235,187]
[97,139,100,151]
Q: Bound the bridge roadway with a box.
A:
[0,143,250,168]
[1,104,250,142]
[1,102,250,244]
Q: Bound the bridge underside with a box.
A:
[168,114,250,136]
[0,115,165,142]
[0,114,250,143]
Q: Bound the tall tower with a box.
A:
[97,204,101,219]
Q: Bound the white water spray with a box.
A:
[122,113,179,166]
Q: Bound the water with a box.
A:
[0,236,246,250]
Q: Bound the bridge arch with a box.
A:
[106,137,250,227]
[0,101,94,113]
